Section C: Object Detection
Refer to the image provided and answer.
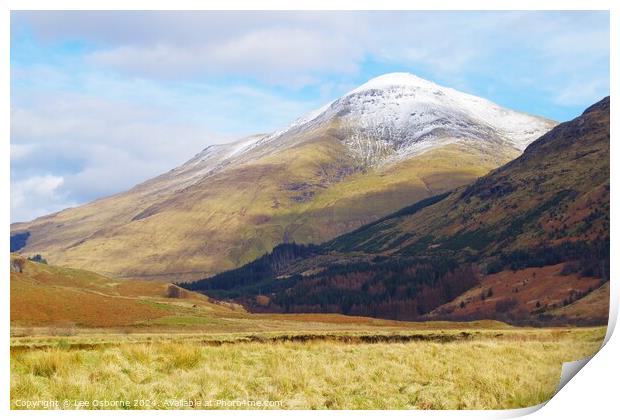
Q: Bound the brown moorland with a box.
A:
[429,263,608,324]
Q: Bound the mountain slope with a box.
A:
[9,254,243,330]
[11,73,554,281]
[187,97,609,324]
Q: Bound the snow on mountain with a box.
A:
[147,73,555,192]
[133,134,267,194]
[265,73,555,165]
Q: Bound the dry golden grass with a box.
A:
[10,327,605,410]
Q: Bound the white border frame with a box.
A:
[2,2,616,419]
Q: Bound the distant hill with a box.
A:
[9,254,242,331]
[10,73,554,281]
[186,97,609,325]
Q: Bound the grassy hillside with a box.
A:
[10,254,244,331]
[11,126,518,282]
[188,98,609,324]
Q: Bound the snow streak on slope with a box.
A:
[133,134,267,195]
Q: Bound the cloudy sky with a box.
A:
[10,11,609,223]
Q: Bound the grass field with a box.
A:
[9,257,608,409]
[10,327,605,410]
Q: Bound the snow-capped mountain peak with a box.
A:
[349,72,439,93]
[257,72,556,165]
[153,73,555,192]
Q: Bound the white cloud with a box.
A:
[14,11,369,86]
[11,91,226,204]
[11,175,77,222]
[87,27,362,85]
[10,144,35,160]
[14,12,510,87]
[553,79,609,107]
[15,11,608,94]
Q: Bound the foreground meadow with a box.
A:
[11,327,604,410]
[9,256,609,409]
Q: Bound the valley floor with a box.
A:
[9,257,608,409]
[10,326,605,410]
